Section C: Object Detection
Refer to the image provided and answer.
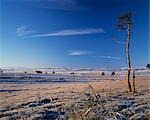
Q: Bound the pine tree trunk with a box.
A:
[126,19,132,93]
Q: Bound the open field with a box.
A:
[0,70,150,120]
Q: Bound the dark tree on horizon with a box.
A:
[146,64,150,69]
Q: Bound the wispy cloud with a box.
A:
[68,50,91,56]
[30,28,105,37]
[98,56,121,60]
[27,0,86,11]
[16,25,36,37]
[24,0,116,11]
[113,37,126,45]
[41,0,79,10]
[115,41,126,45]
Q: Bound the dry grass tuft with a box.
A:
[65,83,108,120]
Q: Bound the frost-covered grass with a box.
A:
[0,70,149,119]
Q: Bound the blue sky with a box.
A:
[0,0,149,68]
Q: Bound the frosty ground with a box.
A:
[0,69,149,120]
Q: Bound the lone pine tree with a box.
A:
[116,12,135,94]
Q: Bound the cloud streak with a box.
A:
[68,50,91,56]
[16,25,36,37]
[113,37,126,45]
[115,41,126,45]
[41,0,79,10]
[26,0,86,11]
[98,56,121,60]
[30,28,105,37]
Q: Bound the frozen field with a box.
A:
[0,69,149,83]
[0,69,150,119]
